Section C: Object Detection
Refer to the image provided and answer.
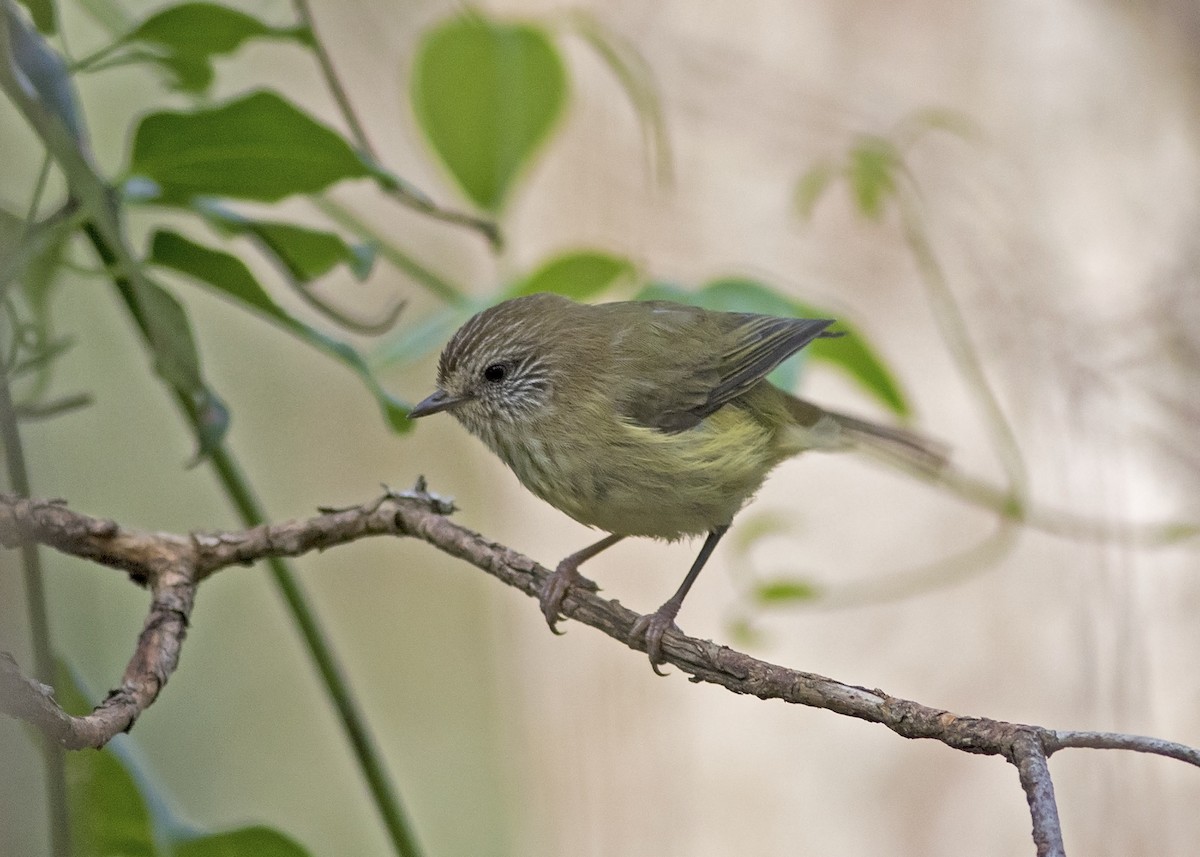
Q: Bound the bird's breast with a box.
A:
[482,404,793,540]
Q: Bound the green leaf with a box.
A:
[726,615,764,647]
[149,230,411,431]
[54,661,92,716]
[846,136,899,221]
[247,222,374,282]
[200,205,375,283]
[0,6,229,457]
[15,0,56,34]
[173,827,312,857]
[68,746,159,857]
[0,204,72,333]
[411,13,567,212]
[56,665,314,857]
[18,220,69,327]
[509,250,635,299]
[799,314,908,417]
[134,281,203,392]
[754,578,821,603]
[636,278,910,417]
[130,276,231,456]
[128,91,371,204]
[54,664,158,857]
[121,3,311,93]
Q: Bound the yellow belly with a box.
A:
[508,404,790,540]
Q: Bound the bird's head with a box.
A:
[409,294,572,436]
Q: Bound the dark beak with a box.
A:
[408,389,469,419]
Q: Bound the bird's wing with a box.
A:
[610,303,837,433]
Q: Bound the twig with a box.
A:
[1048,730,1200,767]
[292,0,502,249]
[312,195,470,304]
[1012,732,1066,857]
[1,487,1197,857]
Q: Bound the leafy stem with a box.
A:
[0,323,71,857]
[292,0,501,249]
[313,194,471,305]
[81,224,425,857]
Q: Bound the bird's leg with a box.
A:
[630,525,729,674]
[540,533,625,634]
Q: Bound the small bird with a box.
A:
[409,293,945,671]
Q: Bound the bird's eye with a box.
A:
[483,363,508,383]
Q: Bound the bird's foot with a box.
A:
[629,602,682,676]
[539,562,586,635]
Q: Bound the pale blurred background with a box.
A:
[3,0,1200,855]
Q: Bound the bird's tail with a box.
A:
[781,394,950,476]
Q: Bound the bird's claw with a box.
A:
[629,609,680,676]
[538,564,580,634]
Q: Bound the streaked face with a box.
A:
[410,296,564,438]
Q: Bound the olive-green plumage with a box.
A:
[410,292,944,668]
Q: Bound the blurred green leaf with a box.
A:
[54,664,158,857]
[636,278,910,416]
[0,10,231,456]
[846,136,898,221]
[794,158,835,220]
[128,91,371,204]
[411,13,567,212]
[799,315,908,416]
[173,827,312,857]
[0,205,71,339]
[68,744,159,857]
[0,206,21,243]
[754,578,821,603]
[200,206,375,283]
[131,276,231,458]
[18,221,68,326]
[149,230,411,431]
[56,664,315,857]
[14,0,56,34]
[509,250,635,299]
[248,222,374,282]
[0,206,27,284]
[726,615,764,647]
[54,660,92,716]
[120,3,311,93]
[68,750,159,857]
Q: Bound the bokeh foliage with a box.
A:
[1,1,922,855]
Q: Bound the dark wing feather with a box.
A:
[705,314,836,415]
[612,304,837,433]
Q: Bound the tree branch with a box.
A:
[0,496,195,748]
[1,487,1197,855]
[1012,731,1066,857]
[1048,730,1200,766]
